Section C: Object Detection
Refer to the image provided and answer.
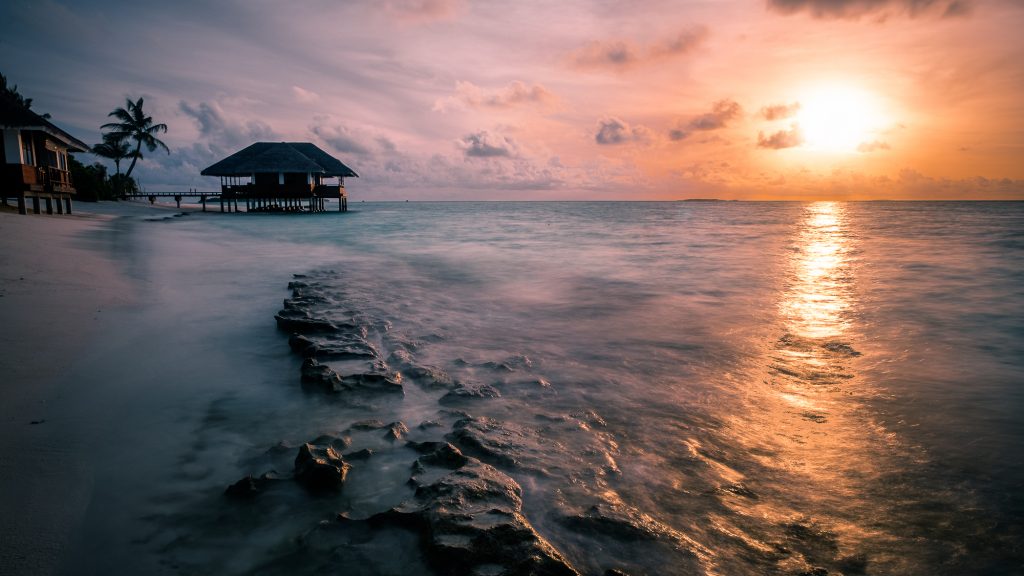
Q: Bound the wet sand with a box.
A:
[0,206,134,575]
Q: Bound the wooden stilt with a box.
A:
[17,193,26,215]
[32,196,41,214]
[56,197,63,214]
[65,197,72,215]
[45,197,53,215]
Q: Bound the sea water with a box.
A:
[61,201,1024,575]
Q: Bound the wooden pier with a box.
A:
[124,188,347,213]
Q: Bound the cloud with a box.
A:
[385,0,462,22]
[670,99,742,141]
[757,125,804,149]
[760,102,801,120]
[292,85,320,103]
[766,0,973,19]
[595,117,652,145]
[179,100,277,149]
[310,121,372,156]
[434,80,556,112]
[459,130,518,158]
[857,139,891,152]
[570,26,707,71]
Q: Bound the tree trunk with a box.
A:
[124,140,142,178]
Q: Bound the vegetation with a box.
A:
[91,131,133,177]
[2,72,35,113]
[3,73,161,200]
[68,156,111,201]
[100,97,168,179]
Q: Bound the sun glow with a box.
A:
[796,86,884,153]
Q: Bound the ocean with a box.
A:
[61,201,1023,575]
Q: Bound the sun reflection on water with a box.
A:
[779,202,853,340]
[697,202,899,574]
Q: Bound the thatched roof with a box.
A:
[200,142,359,177]
[0,100,90,152]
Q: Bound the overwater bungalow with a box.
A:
[200,142,358,213]
[1,102,89,215]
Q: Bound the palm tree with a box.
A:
[91,132,132,177]
[101,97,169,179]
[0,73,34,111]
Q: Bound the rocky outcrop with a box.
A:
[300,358,403,395]
[369,445,580,576]
[224,473,279,499]
[563,503,693,545]
[294,442,351,492]
[439,383,501,404]
[289,333,379,360]
[275,308,338,333]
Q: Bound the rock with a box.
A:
[275,309,336,333]
[289,334,319,357]
[562,503,698,550]
[374,457,579,576]
[717,482,758,499]
[300,359,403,395]
[439,383,501,404]
[309,434,352,451]
[224,474,274,499]
[446,416,529,469]
[385,421,409,441]
[294,442,351,492]
[414,442,469,469]
[822,341,862,357]
[314,339,379,360]
[301,358,344,389]
[338,372,404,395]
[407,440,446,453]
[403,365,455,389]
[345,448,374,460]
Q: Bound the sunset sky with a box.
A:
[2,0,1022,199]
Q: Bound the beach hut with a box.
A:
[200,142,358,213]
[1,101,89,215]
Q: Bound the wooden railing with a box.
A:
[46,166,73,190]
[219,183,347,198]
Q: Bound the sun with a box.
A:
[796,85,884,153]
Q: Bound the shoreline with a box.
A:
[0,206,136,575]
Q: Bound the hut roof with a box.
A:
[0,100,90,152]
[200,142,359,177]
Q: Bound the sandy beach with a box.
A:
[0,200,226,575]
[0,206,133,575]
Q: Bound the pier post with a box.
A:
[45,197,53,215]
[56,198,63,214]
[17,193,26,215]
[65,197,72,215]
[32,196,40,214]
[220,197,224,212]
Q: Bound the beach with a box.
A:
[1,200,1022,575]
[0,207,133,575]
